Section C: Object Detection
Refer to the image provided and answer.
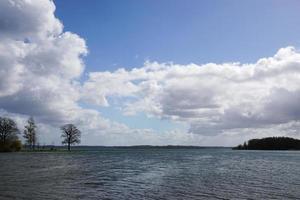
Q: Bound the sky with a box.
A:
[1,0,300,146]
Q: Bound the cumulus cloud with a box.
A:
[0,0,145,145]
[83,47,300,139]
[0,0,62,40]
[0,0,200,146]
[0,0,86,124]
[1,0,300,146]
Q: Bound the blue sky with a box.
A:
[53,0,300,134]
[2,0,300,145]
[55,0,300,71]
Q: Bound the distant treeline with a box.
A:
[233,137,300,150]
[112,145,215,149]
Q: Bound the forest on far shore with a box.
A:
[233,137,300,150]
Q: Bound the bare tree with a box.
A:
[23,117,37,150]
[61,124,81,151]
[0,117,20,151]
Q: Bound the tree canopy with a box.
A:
[61,124,81,151]
[0,117,21,152]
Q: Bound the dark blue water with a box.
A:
[0,148,300,200]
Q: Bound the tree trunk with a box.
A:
[3,135,6,145]
[68,142,70,151]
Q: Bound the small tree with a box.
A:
[61,124,81,151]
[0,117,20,152]
[23,117,37,150]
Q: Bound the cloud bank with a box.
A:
[83,47,300,135]
[0,0,300,146]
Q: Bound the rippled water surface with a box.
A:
[0,147,300,199]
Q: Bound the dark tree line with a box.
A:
[0,116,81,152]
[0,117,21,152]
[233,137,300,150]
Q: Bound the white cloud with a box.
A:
[1,0,300,146]
[0,0,62,40]
[83,47,300,140]
[0,0,136,145]
[0,0,199,146]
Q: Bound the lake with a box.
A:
[0,147,300,199]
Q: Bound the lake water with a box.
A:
[0,147,300,200]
